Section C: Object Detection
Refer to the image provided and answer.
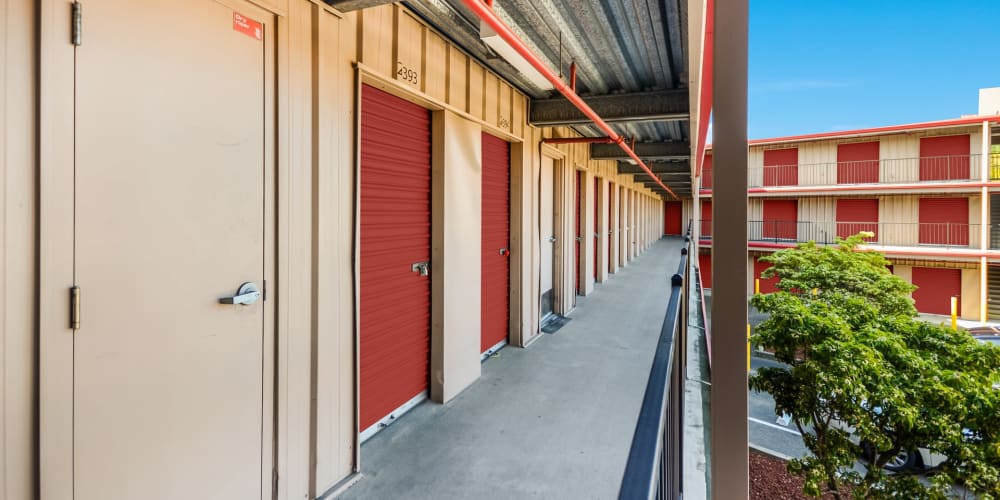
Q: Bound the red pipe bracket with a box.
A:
[461,0,679,200]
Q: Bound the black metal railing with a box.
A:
[619,223,691,499]
[701,219,981,248]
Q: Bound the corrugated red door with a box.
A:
[360,85,431,432]
[912,267,961,315]
[698,253,712,288]
[754,257,779,294]
[763,148,798,186]
[593,177,599,280]
[702,154,713,190]
[836,198,879,239]
[762,199,797,240]
[575,171,582,294]
[481,133,510,353]
[918,197,968,246]
[608,182,615,274]
[701,199,712,239]
[837,141,879,184]
[920,135,970,181]
[664,201,682,235]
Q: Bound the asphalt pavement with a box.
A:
[748,355,808,458]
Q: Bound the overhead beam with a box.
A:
[324,0,394,11]
[640,176,689,184]
[618,160,690,175]
[529,89,689,126]
[592,142,689,161]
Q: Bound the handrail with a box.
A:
[619,223,692,499]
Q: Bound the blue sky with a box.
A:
[749,1,1000,140]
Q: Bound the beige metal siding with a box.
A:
[796,141,836,186]
[961,268,980,320]
[969,196,982,248]
[1,0,36,498]
[748,149,763,186]
[797,198,835,242]
[879,135,920,183]
[314,6,360,489]
[879,195,920,246]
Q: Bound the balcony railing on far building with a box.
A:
[702,154,988,190]
[700,220,981,249]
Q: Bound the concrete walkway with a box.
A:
[338,238,685,500]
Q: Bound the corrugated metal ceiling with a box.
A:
[405,0,689,144]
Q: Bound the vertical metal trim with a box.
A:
[351,65,363,474]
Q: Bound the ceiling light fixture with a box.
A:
[480,20,555,91]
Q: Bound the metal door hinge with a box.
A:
[262,279,267,301]
[71,2,82,46]
[271,468,278,497]
[70,286,81,329]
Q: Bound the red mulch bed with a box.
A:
[750,450,852,499]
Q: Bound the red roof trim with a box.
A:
[705,116,1000,150]
[694,0,714,178]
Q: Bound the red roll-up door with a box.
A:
[920,135,970,181]
[701,199,712,239]
[593,177,599,280]
[837,141,879,184]
[608,182,615,274]
[762,199,797,240]
[481,133,510,353]
[912,267,961,315]
[575,171,582,294]
[836,198,879,239]
[664,201,682,235]
[360,85,431,431]
[918,197,968,246]
[698,253,712,289]
[763,148,798,187]
[754,257,779,294]
[702,154,713,190]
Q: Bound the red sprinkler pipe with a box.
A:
[541,136,616,145]
[468,0,678,200]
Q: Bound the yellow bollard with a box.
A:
[951,296,958,331]
[747,323,751,372]
[754,278,760,295]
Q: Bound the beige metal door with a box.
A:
[539,155,555,317]
[73,1,274,498]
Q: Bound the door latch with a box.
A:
[411,261,430,276]
[219,282,261,305]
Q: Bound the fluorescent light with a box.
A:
[480,20,555,91]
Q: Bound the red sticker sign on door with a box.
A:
[233,12,263,41]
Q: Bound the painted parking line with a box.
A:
[749,416,802,436]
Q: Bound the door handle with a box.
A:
[411,261,430,276]
[499,248,510,257]
[548,236,556,243]
[219,282,261,305]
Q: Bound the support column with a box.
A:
[711,0,749,497]
[981,120,990,323]
[430,110,482,403]
[619,187,628,267]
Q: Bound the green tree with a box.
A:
[749,235,1000,499]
